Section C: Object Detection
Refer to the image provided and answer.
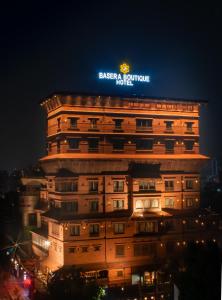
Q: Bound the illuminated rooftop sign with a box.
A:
[98,63,150,87]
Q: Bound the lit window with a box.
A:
[186,198,194,207]
[144,271,155,285]
[136,200,143,209]
[113,199,124,209]
[70,225,80,236]
[113,180,124,192]
[144,199,150,208]
[115,245,125,257]
[165,198,174,208]
[114,223,125,234]
[151,199,159,208]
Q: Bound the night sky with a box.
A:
[1,1,222,171]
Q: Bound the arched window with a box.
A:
[136,200,143,209]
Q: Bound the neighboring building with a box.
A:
[31,93,220,288]
[19,168,46,227]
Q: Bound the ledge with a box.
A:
[40,153,209,161]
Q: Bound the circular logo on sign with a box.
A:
[120,63,130,74]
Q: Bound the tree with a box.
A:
[169,241,221,300]
[47,266,105,300]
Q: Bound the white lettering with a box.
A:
[98,71,150,86]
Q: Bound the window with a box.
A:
[151,199,159,208]
[186,198,194,207]
[69,118,77,129]
[165,121,174,131]
[57,141,60,153]
[89,180,98,192]
[137,222,155,233]
[113,199,124,209]
[88,139,99,152]
[82,246,88,253]
[144,199,150,208]
[184,140,194,151]
[115,245,125,257]
[62,201,78,212]
[185,180,194,190]
[113,180,124,192]
[113,139,124,150]
[90,200,99,212]
[136,199,159,209]
[134,244,154,256]
[94,245,101,251]
[89,224,99,236]
[165,221,175,231]
[165,140,174,153]
[165,198,174,208]
[114,119,123,129]
[89,118,98,129]
[136,199,143,209]
[136,119,152,129]
[139,181,155,191]
[28,213,37,226]
[136,139,153,150]
[69,247,76,253]
[48,143,52,153]
[165,180,174,191]
[52,223,60,236]
[68,138,79,150]
[55,181,78,192]
[57,118,61,130]
[144,271,155,285]
[114,223,125,234]
[70,225,80,236]
[117,270,123,277]
[186,122,193,132]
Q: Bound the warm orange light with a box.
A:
[120,63,130,74]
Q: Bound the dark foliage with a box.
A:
[47,266,104,300]
[170,241,221,300]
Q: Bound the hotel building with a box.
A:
[31,93,220,288]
